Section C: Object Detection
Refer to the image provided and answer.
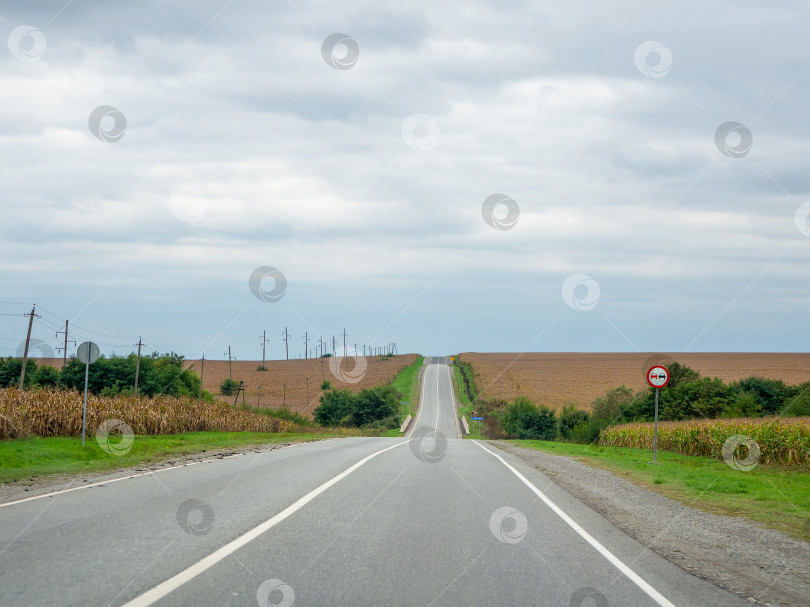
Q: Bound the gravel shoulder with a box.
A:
[490,440,810,607]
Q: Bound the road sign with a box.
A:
[471,416,483,421]
[77,341,100,365]
[77,341,100,446]
[647,365,670,388]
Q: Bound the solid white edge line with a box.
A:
[409,361,429,434]
[445,364,461,439]
[473,441,676,607]
[121,439,410,607]
[0,440,329,509]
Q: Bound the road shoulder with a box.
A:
[490,440,810,607]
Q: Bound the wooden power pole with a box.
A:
[134,337,143,396]
[18,305,36,390]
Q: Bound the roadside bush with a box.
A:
[782,389,810,416]
[559,404,589,440]
[220,378,239,396]
[500,397,557,440]
[314,386,401,428]
[736,377,792,416]
[314,389,356,426]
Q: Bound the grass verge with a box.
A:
[391,355,424,420]
[511,439,810,542]
[452,362,486,439]
[0,432,343,484]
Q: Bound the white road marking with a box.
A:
[0,441,324,509]
[409,361,430,434]
[433,364,440,438]
[121,439,410,607]
[473,441,676,607]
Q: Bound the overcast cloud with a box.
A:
[1,0,809,361]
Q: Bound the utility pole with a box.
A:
[56,319,69,369]
[342,328,347,357]
[18,305,37,390]
[332,335,336,356]
[260,330,270,367]
[134,337,143,396]
[225,346,235,379]
[303,331,309,359]
[199,354,205,399]
[283,327,289,360]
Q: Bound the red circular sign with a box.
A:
[647,365,670,388]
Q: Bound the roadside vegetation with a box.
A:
[452,358,810,467]
[509,439,810,542]
[390,355,424,419]
[0,431,346,484]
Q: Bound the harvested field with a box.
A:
[458,352,810,411]
[184,354,418,415]
[29,354,418,417]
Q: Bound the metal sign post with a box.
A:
[646,365,670,464]
[77,341,100,446]
[471,412,483,437]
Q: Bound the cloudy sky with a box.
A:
[2,0,809,362]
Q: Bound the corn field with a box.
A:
[0,387,295,439]
[599,417,810,466]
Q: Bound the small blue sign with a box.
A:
[471,416,483,421]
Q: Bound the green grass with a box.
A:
[0,432,340,484]
[391,355,424,420]
[451,363,486,439]
[511,439,810,541]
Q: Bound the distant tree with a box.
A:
[500,397,557,440]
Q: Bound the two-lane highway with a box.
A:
[0,359,750,606]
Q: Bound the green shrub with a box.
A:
[220,378,239,396]
[501,397,557,440]
[559,404,590,440]
[782,390,810,416]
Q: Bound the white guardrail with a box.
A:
[461,416,470,435]
[400,414,412,433]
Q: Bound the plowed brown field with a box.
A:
[458,352,810,411]
[186,354,418,415]
[32,354,418,418]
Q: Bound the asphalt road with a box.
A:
[0,360,750,606]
